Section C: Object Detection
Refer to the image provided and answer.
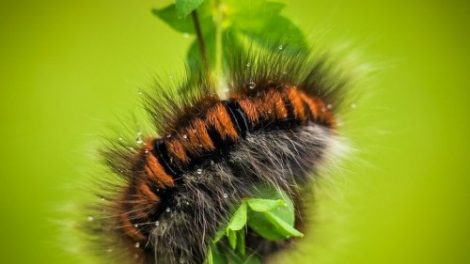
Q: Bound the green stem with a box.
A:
[213,0,224,86]
[191,10,209,74]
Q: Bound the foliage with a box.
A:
[205,186,303,264]
[153,0,308,81]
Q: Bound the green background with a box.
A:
[0,0,468,263]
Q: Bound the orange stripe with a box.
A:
[165,139,189,165]
[299,91,320,119]
[205,103,238,140]
[192,118,215,151]
[266,90,288,119]
[284,87,306,121]
[146,154,175,187]
[118,190,146,241]
[137,180,159,203]
[179,118,215,156]
[237,98,259,123]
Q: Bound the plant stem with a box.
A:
[191,10,209,74]
[213,0,224,86]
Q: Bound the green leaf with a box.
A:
[224,0,309,54]
[236,230,246,256]
[213,229,225,243]
[152,4,195,33]
[227,202,247,231]
[264,211,304,238]
[175,0,204,18]
[227,229,237,249]
[246,198,285,212]
[206,243,226,264]
[247,186,302,240]
[247,210,285,240]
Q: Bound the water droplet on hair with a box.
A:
[223,193,228,199]
[278,44,284,50]
[135,242,140,248]
[249,81,256,89]
[118,137,123,141]
[179,257,186,264]
[107,248,113,253]
[246,62,251,68]
[166,134,172,138]
[144,149,149,154]
[196,168,202,174]
[210,160,215,165]
[134,224,139,228]
[87,216,94,222]
[134,253,139,259]
[327,104,333,110]
[182,134,188,140]
[155,221,160,226]
[166,207,171,213]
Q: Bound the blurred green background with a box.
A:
[1,0,469,263]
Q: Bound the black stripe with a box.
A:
[152,139,180,176]
[222,99,250,136]
[302,101,313,123]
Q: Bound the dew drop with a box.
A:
[327,104,333,110]
[118,137,123,141]
[155,221,160,226]
[246,62,251,68]
[135,242,140,248]
[278,44,284,50]
[196,168,202,174]
[182,33,190,39]
[351,103,357,109]
[87,216,94,222]
[248,80,256,89]
[223,193,229,199]
[107,248,113,253]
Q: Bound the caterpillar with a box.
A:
[85,45,350,264]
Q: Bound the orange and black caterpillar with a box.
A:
[86,46,349,264]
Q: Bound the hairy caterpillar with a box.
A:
[84,45,350,264]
